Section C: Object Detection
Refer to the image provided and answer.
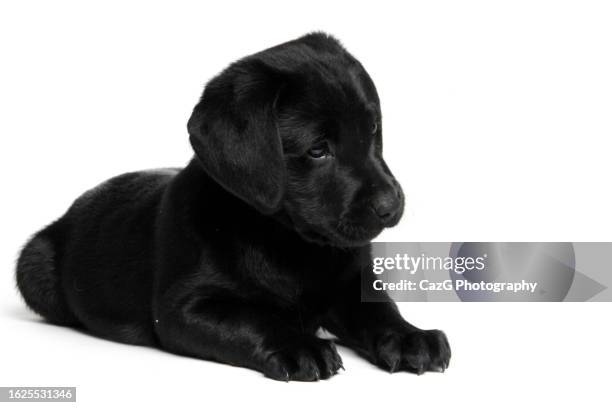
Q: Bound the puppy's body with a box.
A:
[17,33,450,380]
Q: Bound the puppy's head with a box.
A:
[189,33,404,247]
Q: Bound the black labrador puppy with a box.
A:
[16,33,450,381]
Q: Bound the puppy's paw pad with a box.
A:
[264,338,343,381]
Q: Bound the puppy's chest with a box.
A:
[240,243,354,309]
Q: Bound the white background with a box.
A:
[1,1,611,407]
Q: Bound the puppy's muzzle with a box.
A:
[371,187,402,227]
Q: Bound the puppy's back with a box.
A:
[16,168,179,344]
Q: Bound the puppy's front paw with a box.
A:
[263,338,343,381]
[374,328,450,374]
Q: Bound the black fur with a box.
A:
[16,33,450,380]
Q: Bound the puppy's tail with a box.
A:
[16,219,79,326]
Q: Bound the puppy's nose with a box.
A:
[371,190,401,225]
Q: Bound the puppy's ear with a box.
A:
[188,60,287,214]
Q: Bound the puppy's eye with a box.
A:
[371,122,378,134]
[307,142,331,159]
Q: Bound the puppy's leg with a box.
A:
[324,275,450,374]
[156,297,343,381]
